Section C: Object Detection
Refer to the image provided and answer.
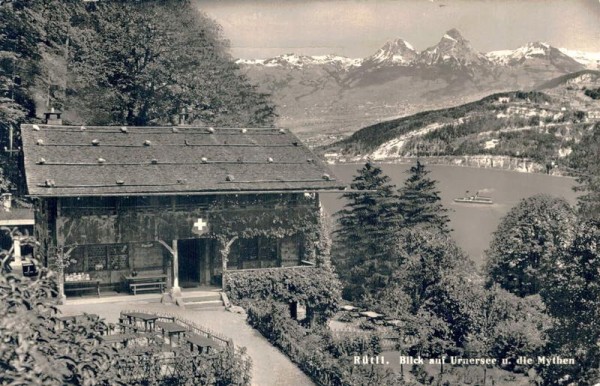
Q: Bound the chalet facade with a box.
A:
[20,120,344,296]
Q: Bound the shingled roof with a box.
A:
[21,125,345,197]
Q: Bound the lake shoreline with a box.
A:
[327,156,576,180]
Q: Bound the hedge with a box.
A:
[225,266,342,322]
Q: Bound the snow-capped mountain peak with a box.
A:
[263,54,314,67]
[487,42,559,64]
[365,38,418,65]
[236,53,361,69]
[486,42,584,72]
[417,28,488,67]
[236,30,596,72]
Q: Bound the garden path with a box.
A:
[59,299,314,386]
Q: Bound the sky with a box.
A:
[194,0,600,59]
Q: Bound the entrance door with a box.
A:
[177,239,205,287]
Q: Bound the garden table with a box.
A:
[186,333,220,354]
[121,312,161,332]
[156,321,187,346]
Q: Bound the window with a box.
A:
[108,244,129,270]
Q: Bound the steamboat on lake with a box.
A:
[454,191,493,205]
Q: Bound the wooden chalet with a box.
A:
[20,117,344,297]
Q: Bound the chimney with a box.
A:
[178,108,188,126]
[1,193,12,211]
[44,107,62,125]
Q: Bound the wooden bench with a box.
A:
[125,275,167,295]
[64,280,101,297]
[129,281,165,295]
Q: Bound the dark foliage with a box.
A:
[397,160,450,232]
[485,194,577,297]
[0,268,117,385]
[333,162,403,301]
[225,266,341,324]
[584,87,600,100]
[68,0,276,127]
[538,220,600,385]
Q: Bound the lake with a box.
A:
[320,163,580,267]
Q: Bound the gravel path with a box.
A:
[59,300,314,386]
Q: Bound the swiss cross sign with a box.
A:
[192,217,209,236]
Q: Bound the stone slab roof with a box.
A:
[21,125,345,197]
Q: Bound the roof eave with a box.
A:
[26,186,349,198]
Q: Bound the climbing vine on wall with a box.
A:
[206,194,322,262]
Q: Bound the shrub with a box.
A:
[225,266,341,323]
[0,264,252,385]
[246,301,398,385]
[326,332,382,358]
[0,268,117,385]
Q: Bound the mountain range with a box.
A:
[236,28,600,145]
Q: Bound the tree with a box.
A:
[392,226,478,356]
[538,220,600,385]
[395,226,467,313]
[333,161,402,301]
[397,160,450,232]
[0,1,44,191]
[463,287,550,372]
[0,1,44,126]
[68,0,276,127]
[485,194,576,297]
[568,122,600,220]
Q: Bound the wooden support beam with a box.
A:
[157,239,181,297]
[220,236,238,291]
